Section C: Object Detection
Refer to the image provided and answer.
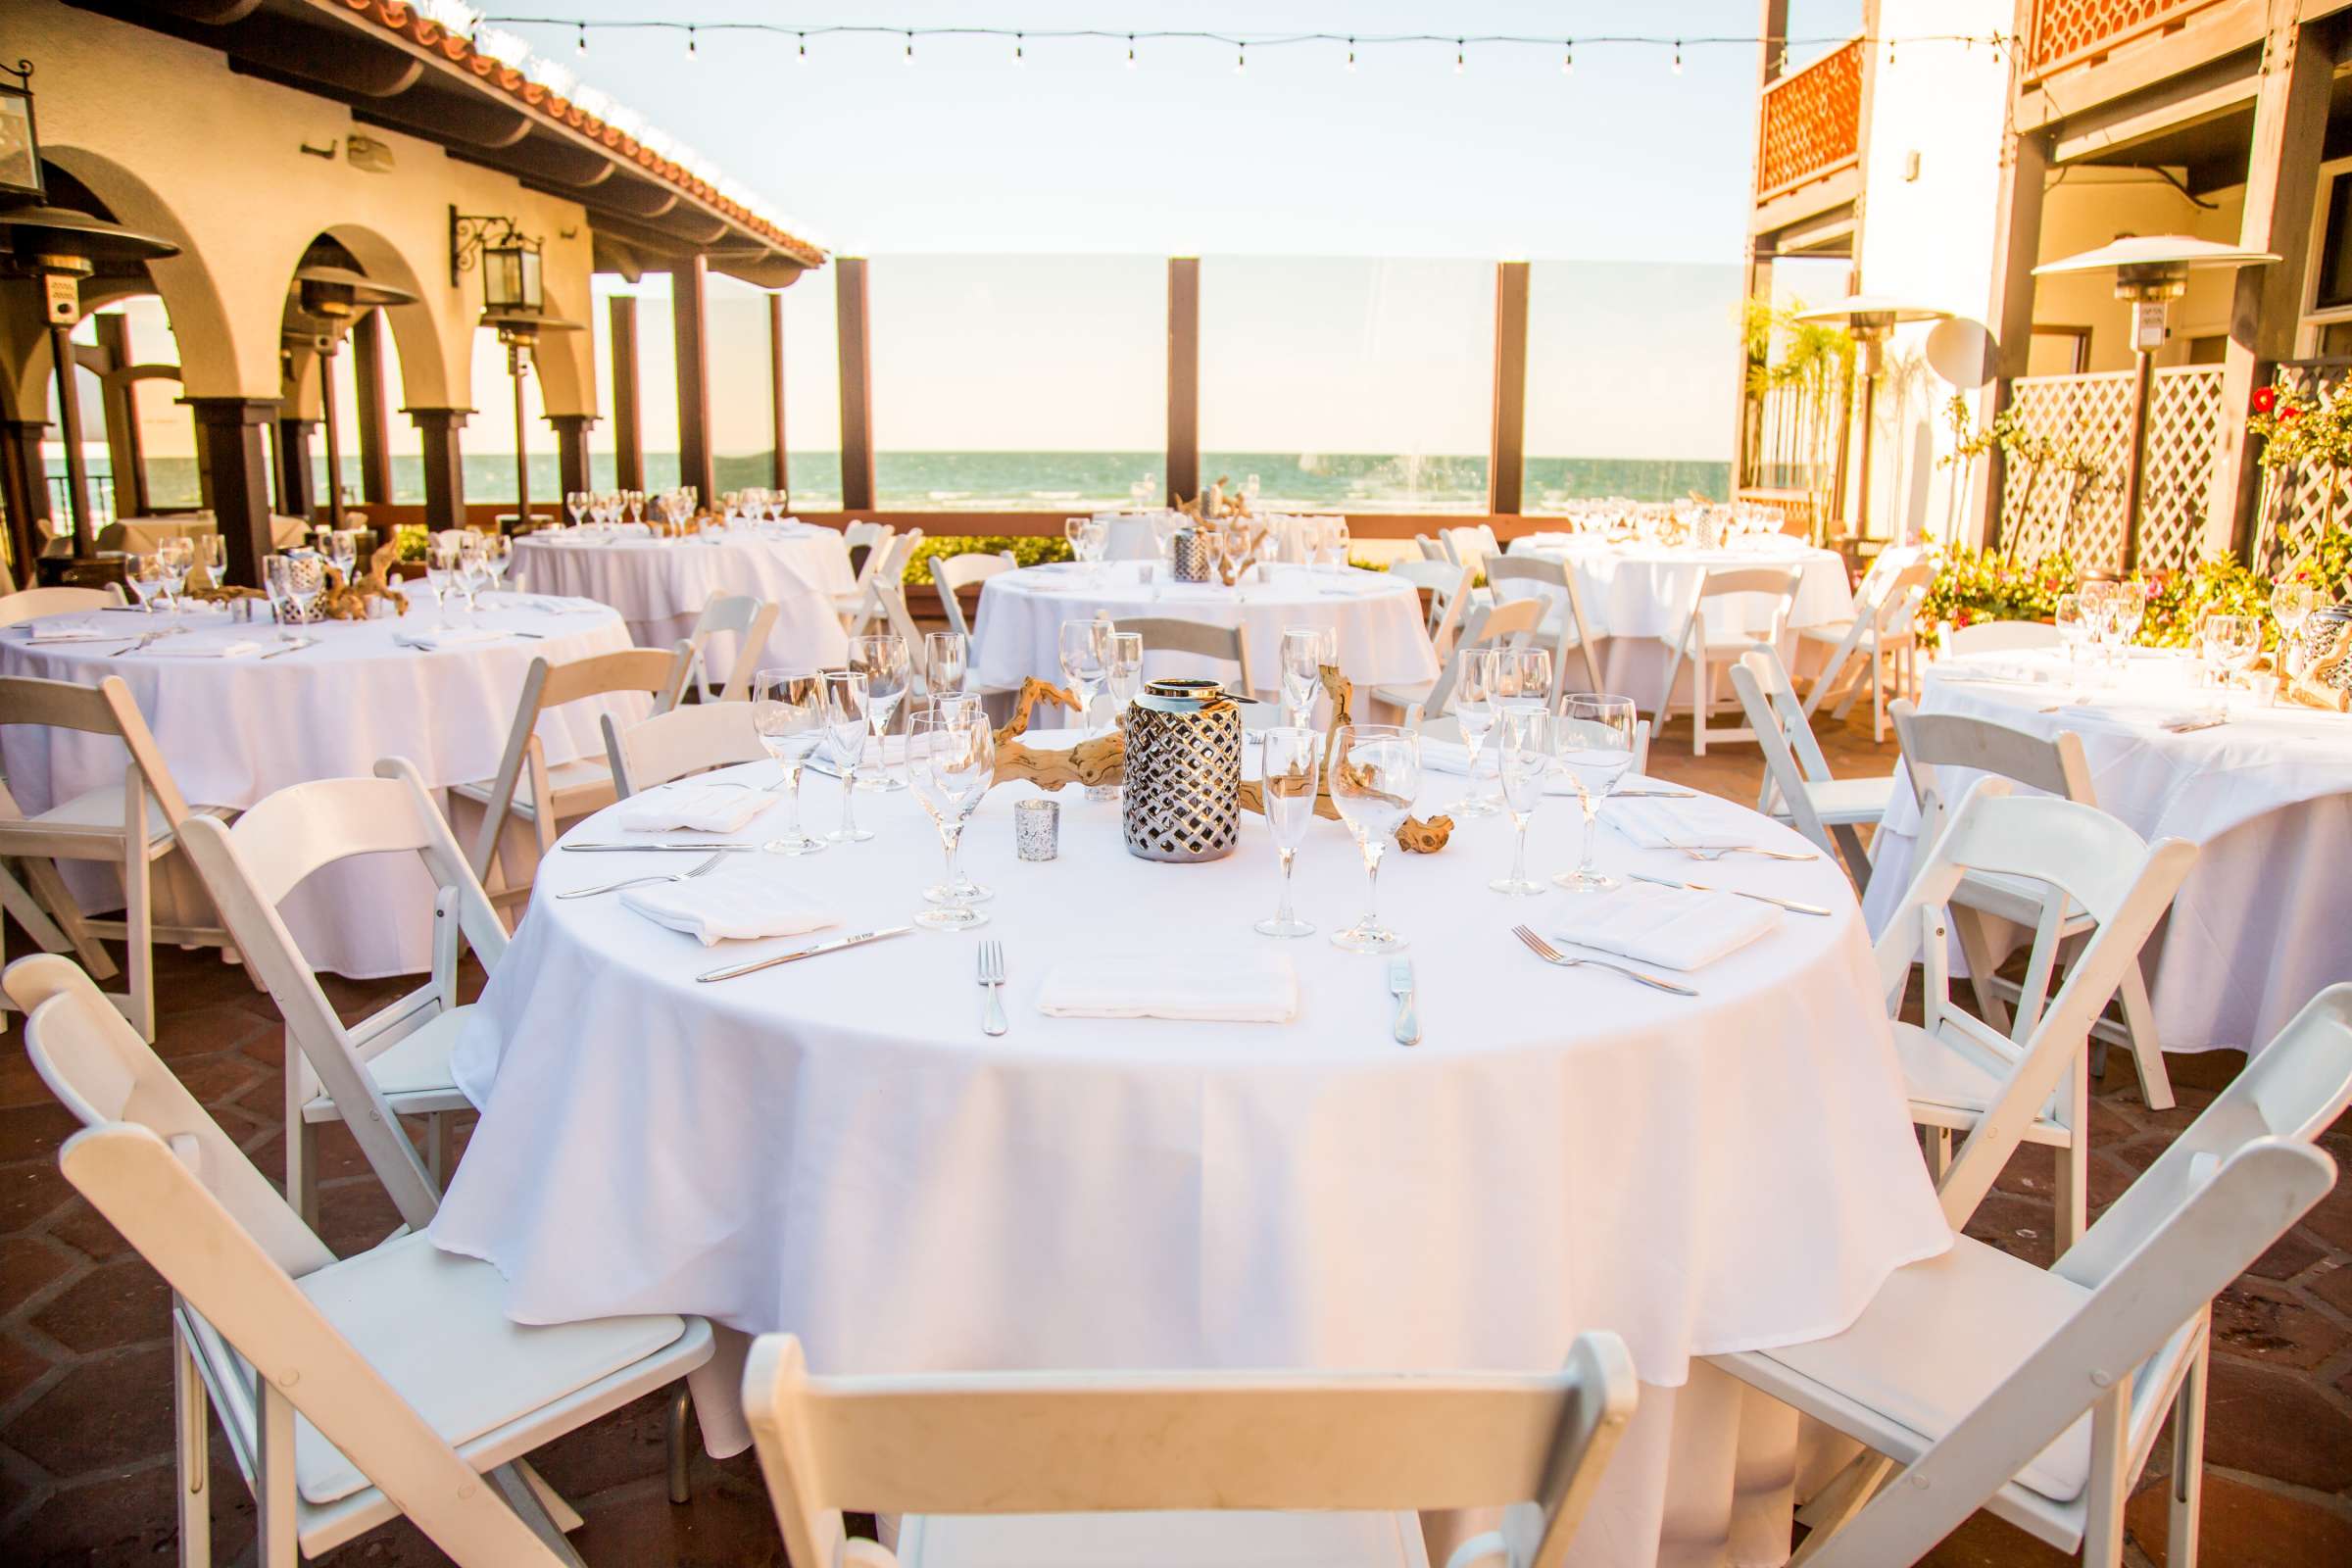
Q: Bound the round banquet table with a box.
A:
[432,762,1948,1567]
[969,561,1439,701]
[1862,646,2352,1055]
[511,524,854,673]
[1099,511,1319,564]
[1505,533,1853,706]
[0,591,645,978]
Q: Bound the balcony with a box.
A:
[1754,37,1863,206]
[2023,0,2233,82]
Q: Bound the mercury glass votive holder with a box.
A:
[1014,798,1059,860]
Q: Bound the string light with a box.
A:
[574,22,585,54]
[1014,31,1024,66]
[1562,42,1573,75]
[1347,37,1356,73]
[1126,34,1135,68]
[686,24,696,59]
[796,31,806,61]
[1672,40,1683,74]
[904,29,914,63]
[1235,43,1246,74]
[1454,39,1465,74]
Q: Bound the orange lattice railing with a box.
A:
[1755,37,1862,202]
[2025,0,2220,78]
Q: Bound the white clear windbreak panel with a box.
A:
[706,271,776,497]
[589,274,680,492]
[1200,257,1493,514]
[778,264,841,511]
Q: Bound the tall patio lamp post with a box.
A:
[0,61,178,564]
[453,210,576,531]
[289,265,416,536]
[479,309,581,531]
[1793,295,1949,546]
[2032,235,2278,573]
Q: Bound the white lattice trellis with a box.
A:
[1997,366,2224,571]
[2255,360,2352,573]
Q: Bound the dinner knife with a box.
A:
[1630,871,1833,917]
[563,841,758,853]
[1611,787,1697,800]
[697,925,914,983]
[1388,958,1421,1046]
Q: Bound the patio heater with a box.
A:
[2032,235,2278,573]
[1793,295,1950,547]
[452,210,575,529]
[479,309,581,532]
[287,265,416,536]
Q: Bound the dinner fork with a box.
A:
[978,940,1008,1036]
[557,850,729,900]
[1669,841,1818,863]
[1509,925,1698,996]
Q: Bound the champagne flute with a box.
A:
[819,669,875,844]
[849,633,911,791]
[908,711,995,931]
[1090,630,1146,805]
[1254,726,1322,937]
[1489,705,1554,896]
[1057,617,1111,738]
[1553,695,1639,892]
[1447,648,1502,817]
[751,668,828,855]
[1279,625,1335,728]
[1327,722,1420,954]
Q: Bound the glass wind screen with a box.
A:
[778,263,842,511]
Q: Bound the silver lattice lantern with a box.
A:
[1121,677,1242,862]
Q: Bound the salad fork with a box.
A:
[1510,925,1697,996]
[558,850,729,900]
[978,940,1008,1036]
[1669,841,1818,863]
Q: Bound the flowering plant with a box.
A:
[2248,373,2352,473]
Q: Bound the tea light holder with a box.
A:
[1014,798,1059,860]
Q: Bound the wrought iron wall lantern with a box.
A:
[0,61,43,206]
[449,206,543,314]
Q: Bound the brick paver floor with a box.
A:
[1,706,2347,1566]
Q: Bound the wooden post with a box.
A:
[46,322,94,555]
[274,416,315,519]
[1167,257,1200,507]
[767,291,789,492]
[407,407,467,531]
[1735,0,1791,492]
[670,256,715,501]
[0,416,50,582]
[2122,349,2155,572]
[2208,11,2333,564]
[1489,261,1531,515]
[185,397,275,586]
[352,309,394,504]
[552,413,593,499]
[836,257,876,512]
[1974,112,2049,552]
[609,293,644,491]
[93,315,146,520]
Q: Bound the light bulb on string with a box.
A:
[1236,44,1246,75]
[1126,34,1136,69]
[1562,42,1573,75]
[1673,41,1684,74]
[905,31,914,65]
[686,25,697,61]
[796,32,807,63]
[1014,32,1025,67]
[1347,38,1356,73]
[1455,40,1465,74]
[574,23,585,55]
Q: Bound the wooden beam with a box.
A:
[551,413,592,498]
[2208,8,2335,562]
[1488,262,1531,515]
[185,397,275,586]
[0,418,50,584]
[93,315,146,520]
[836,257,877,513]
[351,309,393,504]
[407,407,467,531]
[2015,0,2269,130]
[768,290,789,492]
[609,293,644,492]
[2049,51,2263,164]
[669,256,715,501]
[1166,258,1200,506]
[1974,106,2049,551]
[274,416,315,519]
[1750,172,1860,241]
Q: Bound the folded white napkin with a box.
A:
[1548,880,1777,971]
[150,639,266,660]
[1418,738,1579,795]
[395,627,509,651]
[615,784,770,834]
[619,860,840,946]
[1936,659,2054,686]
[20,622,114,643]
[1037,950,1299,1022]
[1605,794,1758,852]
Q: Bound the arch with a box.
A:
[530,274,593,419]
[315,221,455,411]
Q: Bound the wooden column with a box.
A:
[185,397,275,586]
[835,257,876,512]
[1166,257,1200,507]
[0,417,49,583]
[275,416,315,519]
[352,310,394,504]
[670,256,715,501]
[408,407,468,531]
[552,413,593,498]
[93,316,146,520]
[1734,0,1792,491]
[609,294,644,491]
[1974,117,2050,551]
[767,291,789,491]
[2209,11,2333,563]
[1488,262,1532,515]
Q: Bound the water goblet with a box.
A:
[1489,705,1555,896]
[1553,694,1638,891]
[1278,626,1335,728]
[157,537,194,611]
[1447,648,1504,817]
[751,668,829,855]
[908,712,995,931]
[1057,617,1111,738]
[1254,726,1322,938]
[195,533,226,591]
[848,633,911,791]
[326,529,359,589]
[2198,613,2261,719]
[923,631,968,705]
[2273,581,2318,671]
[819,669,875,844]
[1327,722,1420,954]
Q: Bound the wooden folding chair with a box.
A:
[1800,550,1934,741]
[603,703,768,798]
[1485,556,1605,697]
[1654,564,1801,755]
[933,550,1017,639]
[678,593,780,704]
[1372,598,1545,726]
[0,583,127,625]
[842,529,923,637]
[1728,647,1892,889]
[1113,616,1264,702]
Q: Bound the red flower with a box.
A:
[2253,386,2278,415]
[2283,405,2303,419]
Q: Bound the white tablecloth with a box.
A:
[431,764,1947,1566]
[1863,647,2352,1054]
[1100,512,1320,564]
[512,526,854,674]
[970,563,1439,700]
[0,593,644,977]
[1506,535,1852,706]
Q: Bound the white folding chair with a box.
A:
[1708,982,2352,1568]
[1800,550,1933,741]
[1944,619,2062,657]
[1729,647,1892,888]
[177,759,509,1230]
[1371,598,1545,726]
[603,702,768,798]
[1412,533,1447,563]
[0,674,232,1041]
[1890,699,2174,1113]
[830,521,896,619]
[451,645,692,916]
[842,529,923,637]
[679,592,779,704]
[1114,616,1263,703]
[933,550,1018,639]
[1655,564,1801,755]
[743,1330,1636,1568]
[1485,556,1605,698]
[0,583,127,625]
[1873,781,2197,1252]
[11,955,718,1568]
[1388,558,1474,643]
[1438,523,1502,577]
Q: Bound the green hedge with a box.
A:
[902,535,1071,585]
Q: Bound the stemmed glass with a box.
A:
[2054,592,2087,696]
[326,529,359,588]
[848,633,911,791]
[1062,517,1090,572]
[1278,626,1335,728]
[195,534,226,591]
[125,554,167,612]
[922,631,968,712]
[751,668,828,855]
[1326,722,1420,954]
[2198,613,2261,718]
[262,555,294,627]
[1447,648,1502,817]
[157,537,194,611]
[2273,581,2318,671]
[1254,726,1322,938]
[1058,617,1111,738]
[1489,705,1554,896]
[454,533,487,621]
[908,711,995,931]
[2109,583,2145,654]
[565,491,587,529]
[818,669,875,844]
[1090,630,1146,804]
[479,534,513,605]
[1488,645,1554,719]
[1553,695,1639,892]
[424,534,459,624]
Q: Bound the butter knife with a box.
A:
[1612,787,1696,800]
[1630,871,1833,917]
[697,925,914,983]
[1388,958,1421,1046]
[563,841,757,853]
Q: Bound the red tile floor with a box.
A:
[1,709,2348,1566]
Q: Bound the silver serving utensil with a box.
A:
[562,841,757,853]
[979,939,1008,1036]
[258,637,317,660]
[697,924,914,983]
[1611,787,1697,800]
[558,850,729,900]
[1630,871,1833,916]
[1388,958,1421,1046]
[1510,925,1698,996]
[1669,842,1818,863]
[111,625,186,656]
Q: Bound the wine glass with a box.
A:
[565,490,587,529]
[1254,726,1322,938]
[2110,583,2145,651]
[2198,613,2261,719]
[1448,648,1503,818]
[1063,516,1090,568]
[454,533,487,620]
[1058,618,1111,738]
[751,668,828,855]
[2054,592,2087,687]
[1326,722,1420,954]
[1489,705,1555,896]
[262,555,293,625]
[908,711,995,931]
[480,533,513,604]
[923,631,968,711]
[423,534,460,623]
[326,529,359,588]
[157,537,194,611]
[2273,581,2318,671]
[819,669,875,845]
[1487,645,1554,719]
[848,633,911,791]
[1553,695,1639,892]
[1090,630,1147,805]
[195,534,226,591]
[1278,626,1335,728]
